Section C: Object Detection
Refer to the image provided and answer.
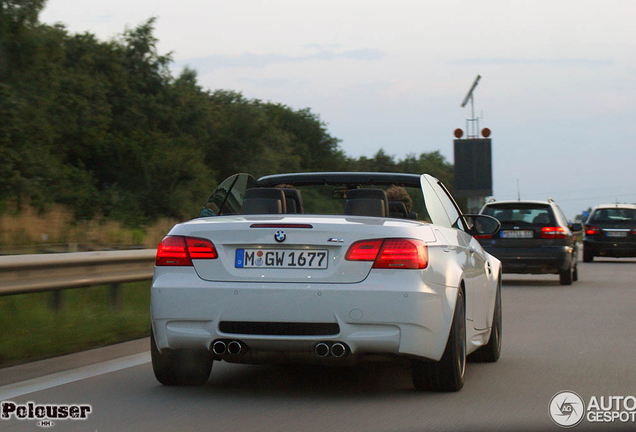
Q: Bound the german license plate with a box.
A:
[606,231,627,237]
[501,230,534,239]
[235,249,328,269]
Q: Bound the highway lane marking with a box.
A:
[0,352,150,400]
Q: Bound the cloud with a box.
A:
[176,48,385,70]
[301,43,322,50]
[451,58,613,66]
[301,43,343,50]
[237,78,291,88]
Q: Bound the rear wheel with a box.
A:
[151,328,213,386]
[468,279,501,363]
[413,289,466,392]
[559,252,575,285]
[559,266,573,285]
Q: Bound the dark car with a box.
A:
[583,204,636,262]
[477,199,581,285]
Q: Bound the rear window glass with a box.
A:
[299,185,431,222]
[482,204,553,225]
[590,208,636,222]
[205,181,433,222]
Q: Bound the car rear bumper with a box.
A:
[480,245,573,274]
[584,240,636,257]
[150,267,457,362]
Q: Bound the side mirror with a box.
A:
[569,222,583,232]
[462,214,501,236]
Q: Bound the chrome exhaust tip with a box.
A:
[331,343,346,358]
[212,340,227,355]
[315,342,330,357]
[227,340,242,355]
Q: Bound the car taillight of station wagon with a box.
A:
[541,227,567,239]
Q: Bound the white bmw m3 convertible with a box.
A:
[150,172,502,391]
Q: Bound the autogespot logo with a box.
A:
[550,391,586,428]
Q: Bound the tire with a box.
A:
[583,248,593,263]
[412,289,466,392]
[151,328,213,386]
[559,265,573,285]
[468,279,501,363]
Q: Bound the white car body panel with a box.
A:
[174,215,437,284]
[150,173,501,364]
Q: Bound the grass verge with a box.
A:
[0,281,150,367]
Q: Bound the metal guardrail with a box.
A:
[0,249,156,297]
[0,243,146,256]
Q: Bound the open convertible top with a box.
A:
[257,172,422,187]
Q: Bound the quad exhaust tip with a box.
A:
[227,340,242,355]
[315,343,330,357]
[212,340,227,355]
[331,343,346,358]
[315,342,348,358]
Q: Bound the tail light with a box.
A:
[374,239,428,269]
[541,227,567,239]
[474,234,492,239]
[345,238,428,269]
[156,236,218,266]
[585,225,600,236]
[185,237,218,259]
[345,239,383,261]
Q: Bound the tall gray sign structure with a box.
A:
[454,75,493,213]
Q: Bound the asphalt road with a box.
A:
[2,257,636,431]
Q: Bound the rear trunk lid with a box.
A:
[586,207,636,244]
[491,221,560,248]
[481,203,563,249]
[168,215,435,283]
[589,221,636,244]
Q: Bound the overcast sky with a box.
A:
[40,0,636,218]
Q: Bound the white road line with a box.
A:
[0,352,150,400]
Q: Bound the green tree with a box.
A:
[0,9,458,225]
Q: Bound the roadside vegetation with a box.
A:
[0,203,177,252]
[0,281,150,366]
[1,0,455,233]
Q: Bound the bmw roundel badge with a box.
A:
[274,230,286,243]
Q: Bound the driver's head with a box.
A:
[386,186,413,213]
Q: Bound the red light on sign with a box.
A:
[454,128,464,138]
[482,128,491,138]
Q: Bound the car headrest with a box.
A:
[532,214,550,224]
[388,201,408,218]
[496,210,512,222]
[280,188,304,214]
[241,188,287,214]
[344,189,389,217]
